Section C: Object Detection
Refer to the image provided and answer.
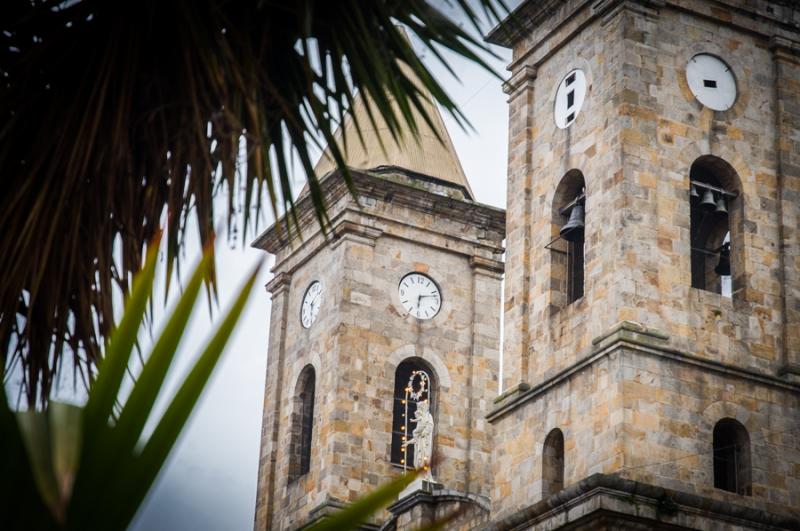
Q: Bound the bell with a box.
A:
[714,196,728,215]
[690,184,700,199]
[560,203,585,242]
[699,189,716,211]
[714,243,731,276]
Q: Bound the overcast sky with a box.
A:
[124,13,513,531]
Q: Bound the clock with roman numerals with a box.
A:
[398,273,441,320]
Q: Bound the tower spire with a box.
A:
[312,38,474,199]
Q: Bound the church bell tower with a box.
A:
[251,63,505,530]
[486,0,800,529]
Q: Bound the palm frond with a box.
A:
[0,0,508,405]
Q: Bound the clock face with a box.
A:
[554,69,586,129]
[300,281,323,328]
[686,54,736,111]
[398,273,441,320]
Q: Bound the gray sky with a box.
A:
[126,21,512,531]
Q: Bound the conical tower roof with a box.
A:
[312,54,473,199]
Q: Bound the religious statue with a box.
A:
[401,399,435,481]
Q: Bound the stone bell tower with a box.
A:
[485,0,800,529]
[251,61,505,529]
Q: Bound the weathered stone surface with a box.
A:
[252,170,504,530]
[254,1,800,529]
[490,0,800,529]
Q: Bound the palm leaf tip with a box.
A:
[1,0,507,406]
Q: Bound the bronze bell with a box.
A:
[715,242,731,276]
[699,188,716,211]
[690,184,700,199]
[560,203,585,242]
[714,196,728,215]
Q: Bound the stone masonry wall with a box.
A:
[501,0,633,390]
[491,0,800,526]
[490,352,624,520]
[254,173,504,529]
[489,325,800,522]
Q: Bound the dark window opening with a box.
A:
[566,112,575,124]
[566,90,575,108]
[703,79,718,88]
[391,360,434,467]
[713,419,751,496]
[551,171,586,310]
[690,173,734,296]
[542,429,565,497]
[566,72,575,86]
[289,366,315,481]
[567,240,584,303]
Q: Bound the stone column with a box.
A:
[253,271,291,531]
[466,256,504,495]
[771,36,800,380]
[502,65,537,391]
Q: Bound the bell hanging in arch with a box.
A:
[690,184,700,199]
[715,242,731,276]
[699,188,716,211]
[560,203,585,242]
[714,196,728,215]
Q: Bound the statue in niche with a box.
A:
[402,399,434,481]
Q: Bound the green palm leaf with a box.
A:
[3,240,263,531]
[0,0,509,405]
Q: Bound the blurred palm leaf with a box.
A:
[0,0,508,406]
[1,234,263,530]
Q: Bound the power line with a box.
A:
[618,426,800,473]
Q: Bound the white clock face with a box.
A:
[554,69,586,129]
[686,54,736,111]
[398,273,441,320]
[300,281,323,328]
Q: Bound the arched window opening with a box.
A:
[548,171,586,309]
[689,157,741,297]
[289,365,315,481]
[542,428,565,497]
[713,418,751,495]
[391,359,435,468]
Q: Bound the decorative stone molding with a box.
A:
[264,271,291,295]
[593,0,663,26]
[470,255,504,278]
[488,321,800,422]
[329,219,383,250]
[503,65,537,101]
[771,36,800,64]
[386,481,491,531]
[486,473,800,530]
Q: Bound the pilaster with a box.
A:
[771,36,800,381]
[501,64,537,392]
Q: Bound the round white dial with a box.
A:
[300,281,323,328]
[554,69,586,129]
[686,54,736,111]
[398,273,441,320]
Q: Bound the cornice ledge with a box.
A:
[503,65,537,100]
[470,255,505,277]
[591,320,669,349]
[779,362,800,383]
[330,219,383,250]
[492,381,531,405]
[485,473,800,531]
[771,35,800,65]
[487,321,800,423]
[593,0,664,26]
[387,482,491,516]
[264,271,291,295]
[300,497,381,531]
